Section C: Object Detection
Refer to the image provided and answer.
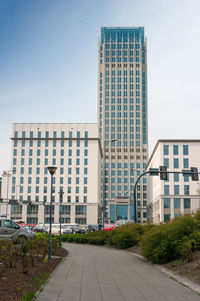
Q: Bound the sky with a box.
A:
[1,0,200,174]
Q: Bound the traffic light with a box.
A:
[159,166,167,180]
[191,167,199,181]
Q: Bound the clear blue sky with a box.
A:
[1,0,200,173]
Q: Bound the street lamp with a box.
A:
[47,166,57,259]
[102,138,117,230]
[4,169,15,217]
[28,201,32,228]
[58,191,64,247]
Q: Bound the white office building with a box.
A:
[1,123,102,225]
[146,140,200,224]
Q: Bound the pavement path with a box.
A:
[36,243,200,301]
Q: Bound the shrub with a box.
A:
[109,223,144,249]
[140,215,200,264]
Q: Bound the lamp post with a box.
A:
[47,166,57,260]
[58,191,64,248]
[28,201,32,228]
[4,170,14,218]
[102,139,117,230]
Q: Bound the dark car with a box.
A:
[73,226,86,234]
[32,226,47,233]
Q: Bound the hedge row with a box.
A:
[39,212,200,265]
[60,223,146,249]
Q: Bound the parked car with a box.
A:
[115,220,135,227]
[104,223,116,231]
[32,225,48,233]
[62,225,74,234]
[87,224,99,232]
[72,225,86,234]
[0,219,35,242]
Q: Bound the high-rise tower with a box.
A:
[98,27,148,224]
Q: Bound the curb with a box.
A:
[126,250,200,296]
[34,256,67,300]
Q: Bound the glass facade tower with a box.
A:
[98,27,148,223]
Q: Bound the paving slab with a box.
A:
[36,243,200,301]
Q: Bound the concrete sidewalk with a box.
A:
[36,243,200,301]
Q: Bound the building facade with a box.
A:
[146,140,200,223]
[98,27,148,223]
[1,123,102,225]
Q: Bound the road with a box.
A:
[36,243,200,301]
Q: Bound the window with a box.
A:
[183,145,188,155]
[164,158,169,168]
[76,205,87,215]
[174,173,179,182]
[173,145,178,155]
[164,198,170,208]
[174,198,180,209]
[84,168,87,175]
[174,185,179,195]
[183,158,189,169]
[67,196,71,203]
[174,158,179,169]
[184,198,190,209]
[164,185,169,195]
[164,214,170,222]
[184,185,190,195]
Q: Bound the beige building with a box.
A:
[1,123,102,225]
[146,140,200,223]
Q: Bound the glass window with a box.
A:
[164,214,170,222]
[174,158,179,169]
[174,185,179,195]
[173,145,178,155]
[184,198,190,208]
[183,145,188,155]
[174,173,179,182]
[164,185,169,195]
[184,185,190,195]
[76,205,87,215]
[164,198,170,208]
[183,158,189,169]
[164,158,169,168]
[174,198,180,209]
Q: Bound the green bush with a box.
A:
[109,223,145,249]
[140,215,200,264]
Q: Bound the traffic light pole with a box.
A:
[133,167,199,224]
[133,170,150,224]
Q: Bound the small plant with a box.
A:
[22,291,35,301]
[21,241,30,273]
[0,239,17,268]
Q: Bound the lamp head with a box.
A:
[47,166,57,175]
